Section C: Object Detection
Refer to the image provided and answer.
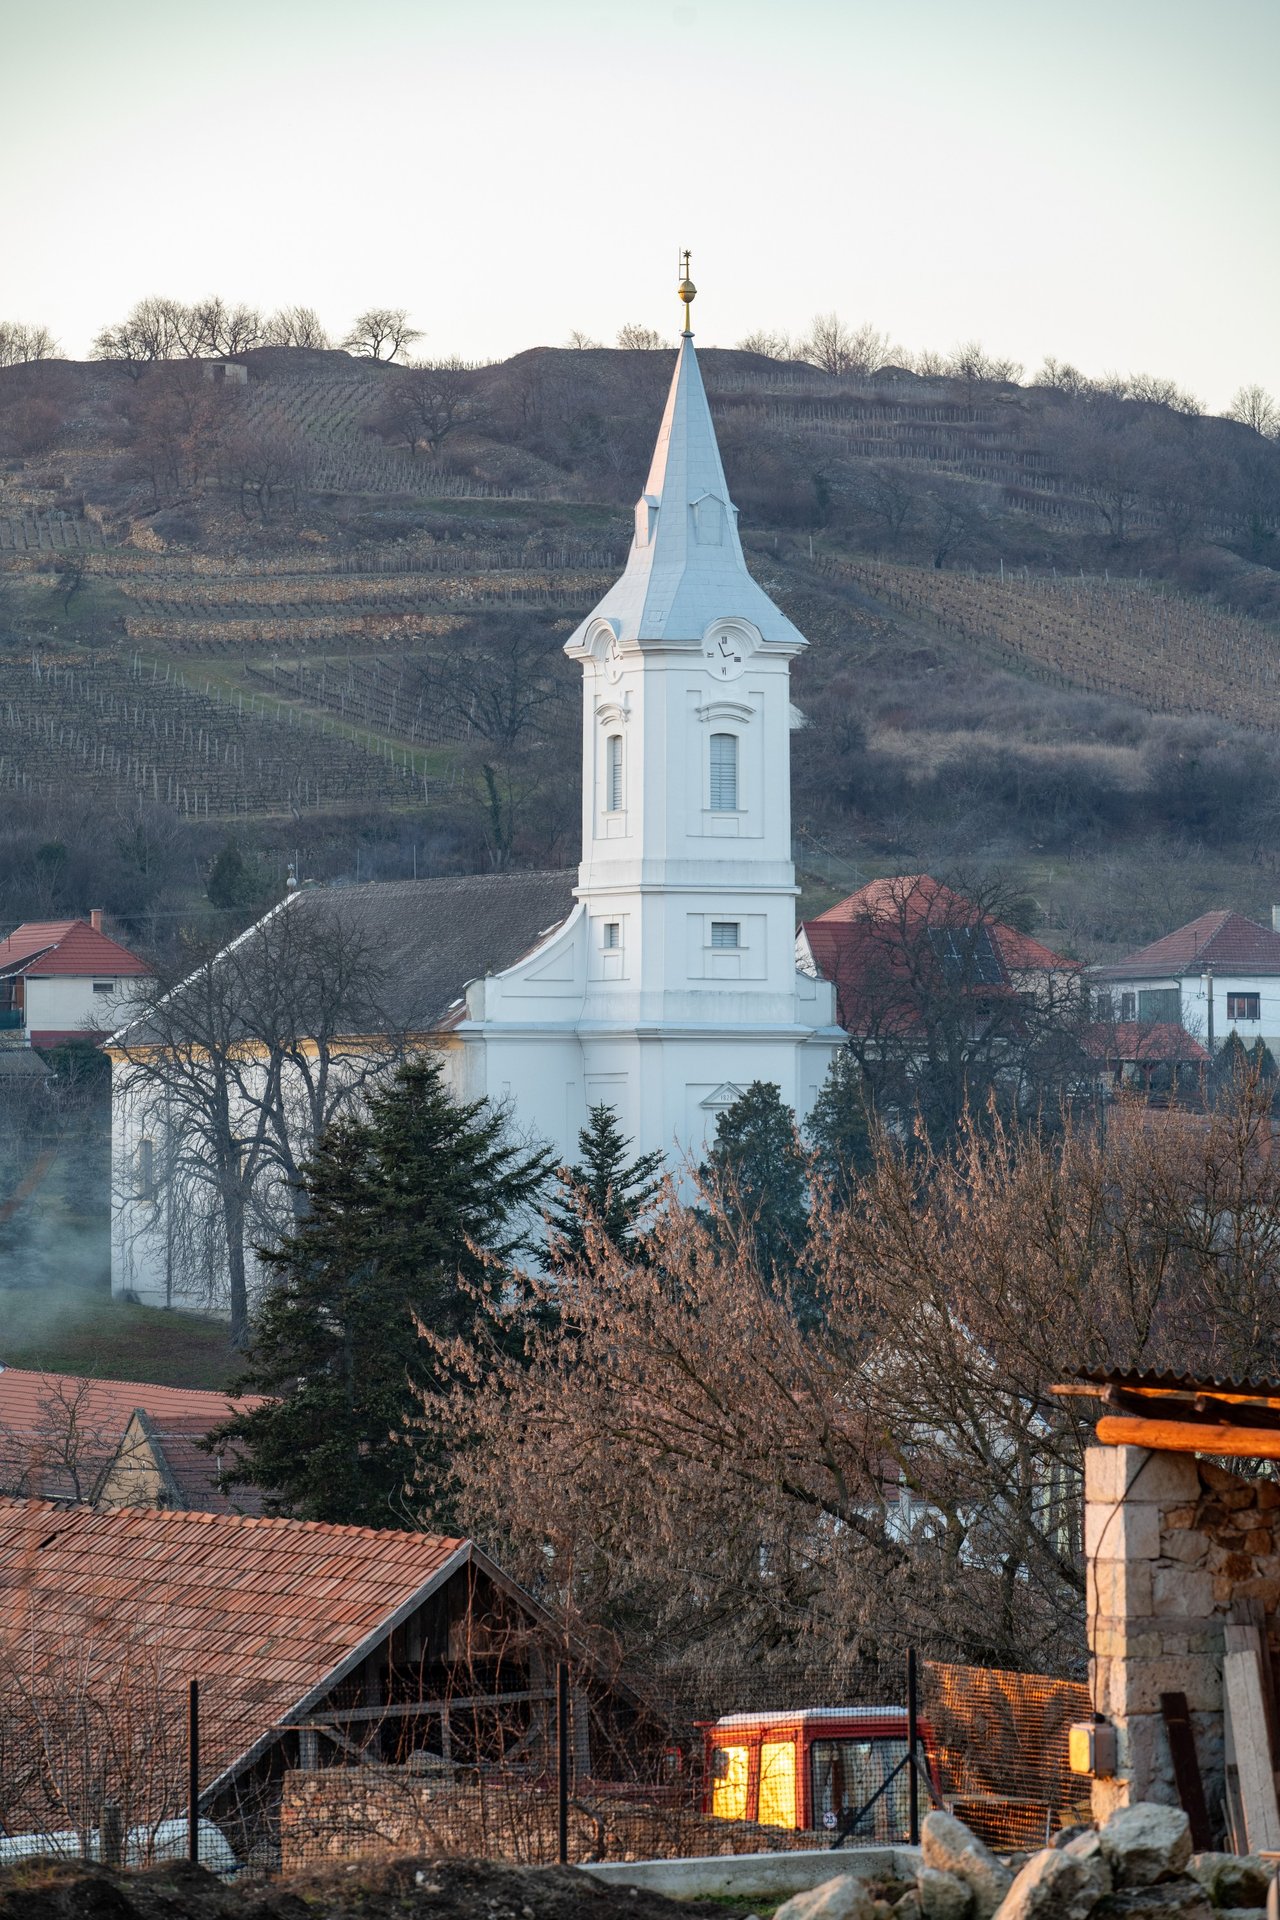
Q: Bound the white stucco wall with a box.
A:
[24,974,145,1041]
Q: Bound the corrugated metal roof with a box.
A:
[0,1500,469,1793]
[1076,1366,1280,1398]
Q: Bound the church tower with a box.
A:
[455,268,841,1163]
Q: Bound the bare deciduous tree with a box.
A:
[616,323,666,351]
[736,328,793,358]
[1228,384,1280,439]
[113,894,402,1345]
[264,305,331,349]
[0,321,59,367]
[425,1074,1280,1675]
[800,314,891,379]
[945,341,1024,386]
[368,359,487,457]
[342,307,423,362]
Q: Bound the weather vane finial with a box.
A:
[677,248,696,335]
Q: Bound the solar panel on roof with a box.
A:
[926,925,1005,987]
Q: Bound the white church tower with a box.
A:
[454,266,841,1163]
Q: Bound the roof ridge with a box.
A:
[0,1493,466,1547]
[0,1366,246,1399]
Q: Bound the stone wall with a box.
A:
[1085,1442,1280,1827]
[279,1771,821,1874]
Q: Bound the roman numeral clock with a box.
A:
[701,621,751,681]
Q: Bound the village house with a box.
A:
[796,874,1083,1032]
[0,1500,657,1871]
[1093,910,1280,1062]
[0,1368,264,1512]
[0,913,151,1050]
[110,276,841,1317]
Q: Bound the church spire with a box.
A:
[566,265,806,658]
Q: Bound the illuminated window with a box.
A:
[711,922,740,950]
[606,734,623,812]
[709,733,738,811]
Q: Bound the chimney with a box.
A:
[89,909,103,932]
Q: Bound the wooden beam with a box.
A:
[302,1688,555,1727]
[1095,1415,1280,1458]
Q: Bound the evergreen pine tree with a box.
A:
[217,1056,553,1526]
[1211,1029,1250,1100]
[1249,1037,1278,1082]
[806,1048,873,1200]
[700,1080,809,1280]
[548,1103,665,1260]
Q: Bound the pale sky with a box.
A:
[3,0,1276,411]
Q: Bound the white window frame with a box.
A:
[710,921,741,950]
[709,732,739,812]
[605,733,623,813]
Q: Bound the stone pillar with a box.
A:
[1084,1443,1216,1823]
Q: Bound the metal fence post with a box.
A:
[557,1660,570,1865]
[188,1678,200,1864]
[907,1648,920,1846]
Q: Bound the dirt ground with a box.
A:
[0,1853,782,1920]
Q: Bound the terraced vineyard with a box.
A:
[0,658,424,814]
[95,549,619,655]
[830,558,1280,728]
[243,655,469,746]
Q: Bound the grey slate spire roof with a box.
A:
[567,330,807,653]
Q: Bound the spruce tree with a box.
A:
[807,1048,873,1200]
[700,1081,809,1281]
[217,1056,552,1526]
[548,1103,665,1260]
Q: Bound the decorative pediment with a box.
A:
[595,692,631,726]
[700,1082,746,1110]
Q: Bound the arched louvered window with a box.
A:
[709,733,738,811]
[606,734,623,812]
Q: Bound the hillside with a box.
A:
[2,341,1279,963]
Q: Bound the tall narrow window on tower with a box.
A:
[709,733,738,811]
[606,733,624,812]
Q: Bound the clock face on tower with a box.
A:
[701,625,747,681]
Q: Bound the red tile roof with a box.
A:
[0,1500,469,1793]
[1097,910,1280,982]
[0,1370,266,1509]
[135,1410,266,1517]
[1084,1022,1210,1065]
[809,875,1079,972]
[0,919,151,979]
[803,875,1077,1033]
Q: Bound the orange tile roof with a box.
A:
[0,1368,260,1431]
[0,919,151,979]
[0,1370,268,1509]
[0,1500,469,1793]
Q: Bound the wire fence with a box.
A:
[0,1653,1090,1879]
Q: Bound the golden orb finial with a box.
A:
[678,247,696,332]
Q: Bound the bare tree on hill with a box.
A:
[1229,384,1279,439]
[800,313,891,379]
[343,307,422,362]
[263,305,331,350]
[736,328,793,358]
[0,321,59,367]
[616,323,666,350]
[368,359,488,457]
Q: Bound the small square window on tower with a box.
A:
[603,922,620,949]
[711,921,740,950]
